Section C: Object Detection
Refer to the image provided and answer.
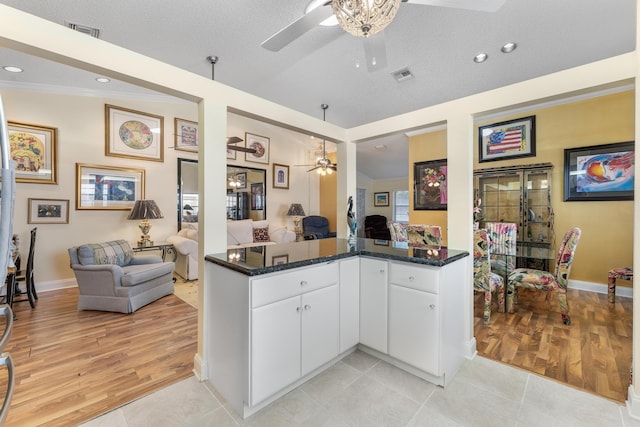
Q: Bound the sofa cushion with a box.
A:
[77,240,133,266]
[253,227,270,242]
[121,262,175,287]
[252,220,269,229]
[227,219,254,245]
[178,228,198,241]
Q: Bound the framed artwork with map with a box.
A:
[105,104,164,162]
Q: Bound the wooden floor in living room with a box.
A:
[0,285,197,427]
[474,287,633,403]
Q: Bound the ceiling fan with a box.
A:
[261,0,506,72]
[296,104,337,175]
[206,56,258,154]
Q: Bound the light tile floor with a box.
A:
[80,350,640,427]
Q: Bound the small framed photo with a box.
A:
[564,141,634,202]
[76,163,145,210]
[251,183,264,210]
[28,198,69,224]
[7,121,58,184]
[245,133,270,164]
[228,172,247,190]
[105,104,164,162]
[373,239,390,246]
[174,118,198,152]
[414,159,447,210]
[272,255,289,265]
[478,115,536,163]
[272,163,289,189]
[374,192,389,207]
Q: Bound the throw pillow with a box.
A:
[77,240,134,266]
[253,227,270,243]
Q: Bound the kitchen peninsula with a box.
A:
[205,238,469,419]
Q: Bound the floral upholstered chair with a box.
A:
[485,222,517,278]
[473,229,505,324]
[507,227,581,325]
[404,224,442,247]
[388,222,408,242]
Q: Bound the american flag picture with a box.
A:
[487,128,523,153]
[479,115,536,162]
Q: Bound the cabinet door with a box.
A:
[359,257,388,353]
[388,284,439,375]
[524,169,552,244]
[339,258,360,352]
[301,284,340,376]
[251,295,301,405]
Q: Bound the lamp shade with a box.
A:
[127,200,164,220]
[183,204,194,211]
[287,203,306,217]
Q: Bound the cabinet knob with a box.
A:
[409,276,415,281]
[296,306,301,312]
[380,269,385,274]
[304,304,311,311]
[429,304,435,310]
[300,280,307,286]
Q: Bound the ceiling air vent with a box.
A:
[66,21,100,38]
[391,67,414,83]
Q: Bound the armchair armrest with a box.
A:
[70,263,124,294]
[129,254,164,265]
[166,235,198,256]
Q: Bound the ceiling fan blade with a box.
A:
[405,0,506,12]
[363,33,388,72]
[227,145,257,153]
[261,3,334,51]
[227,136,243,144]
[307,166,321,172]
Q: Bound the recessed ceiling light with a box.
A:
[501,42,517,53]
[473,53,488,63]
[3,66,23,73]
[375,144,387,151]
[95,77,110,83]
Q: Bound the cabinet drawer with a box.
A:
[252,263,339,307]
[388,261,439,294]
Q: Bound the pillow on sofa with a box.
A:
[270,226,287,243]
[227,219,254,245]
[252,220,269,229]
[178,228,198,241]
[253,227,270,242]
[77,240,133,266]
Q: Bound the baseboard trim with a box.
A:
[568,279,632,299]
[628,385,640,419]
[34,278,77,293]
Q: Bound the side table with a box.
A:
[132,242,177,262]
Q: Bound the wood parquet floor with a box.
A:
[0,287,198,427]
[474,287,633,403]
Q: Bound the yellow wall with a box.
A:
[408,130,448,245]
[319,152,338,233]
[473,90,634,286]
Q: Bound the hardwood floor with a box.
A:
[474,287,633,403]
[0,287,197,427]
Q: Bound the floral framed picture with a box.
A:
[272,163,289,189]
[105,104,164,162]
[28,198,69,224]
[564,141,634,201]
[245,133,270,164]
[414,159,447,210]
[7,121,58,184]
[478,115,536,163]
[76,163,145,210]
[174,118,198,152]
[374,192,389,207]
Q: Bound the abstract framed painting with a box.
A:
[7,121,58,184]
[478,115,536,163]
[105,104,164,162]
[76,163,145,210]
[564,141,634,201]
[28,198,69,224]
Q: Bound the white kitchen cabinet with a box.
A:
[388,284,439,375]
[359,257,388,353]
[301,284,339,375]
[339,258,360,352]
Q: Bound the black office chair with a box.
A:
[13,227,37,308]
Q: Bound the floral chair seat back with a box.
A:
[486,222,517,277]
[473,229,505,324]
[404,224,442,247]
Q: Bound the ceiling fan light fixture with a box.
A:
[331,0,401,37]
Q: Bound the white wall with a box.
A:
[3,90,319,289]
[366,178,408,221]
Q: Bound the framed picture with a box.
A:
[414,159,447,210]
[478,115,536,163]
[228,172,247,190]
[7,121,58,184]
[251,182,264,210]
[373,239,390,246]
[28,198,69,224]
[174,118,198,152]
[105,104,164,162]
[272,254,289,265]
[76,163,145,210]
[272,163,289,189]
[564,141,634,202]
[245,132,270,164]
[374,192,389,207]
[226,146,237,160]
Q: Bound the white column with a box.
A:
[337,140,357,238]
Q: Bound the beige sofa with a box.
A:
[167,220,295,280]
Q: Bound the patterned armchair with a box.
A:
[473,229,505,324]
[485,222,517,278]
[389,223,442,247]
[507,227,581,325]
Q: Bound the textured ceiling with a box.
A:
[0,0,635,179]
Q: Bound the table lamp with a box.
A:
[128,200,164,246]
[287,203,306,241]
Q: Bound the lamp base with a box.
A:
[137,235,154,247]
[293,218,303,242]
[137,220,153,246]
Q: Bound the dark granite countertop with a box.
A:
[205,238,469,276]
